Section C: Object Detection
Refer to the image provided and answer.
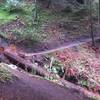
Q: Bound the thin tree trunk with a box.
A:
[99,0,100,24]
[89,0,95,46]
[33,0,38,26]
[47,0,51,8]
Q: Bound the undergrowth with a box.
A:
[0,0,57,42]
[0,65,13,82]
[0,10,16,25]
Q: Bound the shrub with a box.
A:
[4,0,21,12]
[0,10,16,25]
[0,65,13,82]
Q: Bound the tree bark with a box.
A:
[89,0,95,46]
[3,50,50,76]
[99,0,100,24]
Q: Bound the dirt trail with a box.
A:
[0,65,90,100]
[19,37,100,56]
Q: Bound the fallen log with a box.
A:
[3,50,50,77]
[3,50,100,100]
[1,61,100,100]
[60,79,100,100]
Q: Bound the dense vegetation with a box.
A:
[0,0,99,43]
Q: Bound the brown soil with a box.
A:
[0,67,90,100]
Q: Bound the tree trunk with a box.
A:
[99,0,100,24]
[89,0,95,46]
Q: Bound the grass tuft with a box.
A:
[0,65,13,82]
[0,10,16,25]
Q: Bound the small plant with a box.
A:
[3,0,21,12]
[44,57,64,81]
[0,65,13,82]
[0,10,16,25]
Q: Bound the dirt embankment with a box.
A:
[0,63,90,100]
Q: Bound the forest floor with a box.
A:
[0,0,100,53]
[0,0,100,100]
[0,16,100,53]
[17,39,100,94]
[0,38,100,100]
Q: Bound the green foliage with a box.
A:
[44,58,64,80]
[31,67,37,75]
[0,0,56,42]
[19,4,55,27]
[92,2,99,17]
[69,8,88,20]
[0,10,16,25]
[0,66,13,82]
[11,27,44,43]
[2,0,21,12]
[11,7,56,42]
[18,3,36,27]
[81,80,89,87]
[52,60,64,77]
[0,0,21,24]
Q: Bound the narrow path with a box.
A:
[19,37,100,56]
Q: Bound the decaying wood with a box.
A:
[61,79,100,100]
[2,50,100,100]
[3,50,50,77]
